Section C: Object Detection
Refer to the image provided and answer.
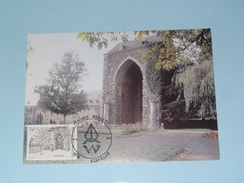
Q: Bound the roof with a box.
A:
[107,35,162,54]
[84,90,102,101]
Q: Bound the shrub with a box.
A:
[202,131,218,138]
[122,122,148,135]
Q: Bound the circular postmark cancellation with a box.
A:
[71,116,112,163]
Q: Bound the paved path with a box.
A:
[117,130,220,161]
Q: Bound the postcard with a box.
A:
[24,29,219,164]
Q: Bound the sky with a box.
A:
[25,32,136,105]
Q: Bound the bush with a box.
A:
[202,131,218,138]
[122,122,148,135]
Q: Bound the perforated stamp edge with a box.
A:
[26,124,77,161]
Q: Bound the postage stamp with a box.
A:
[26,125,77,161]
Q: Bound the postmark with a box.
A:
[26,125,77,161]
[71,116,112,162]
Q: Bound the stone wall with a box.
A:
[102,37,162,128]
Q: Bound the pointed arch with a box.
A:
[114,57,143,124]
[114,56,144,84]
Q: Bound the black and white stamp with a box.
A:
[71,116,112,162]
[26,125,77,161]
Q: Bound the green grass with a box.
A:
[24,138,183,164]
[23,126,184,164]
[115,131,148,138]
[112,128,168,138]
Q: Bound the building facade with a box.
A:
[25,90,102,125]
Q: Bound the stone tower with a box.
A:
[102,36,162,129]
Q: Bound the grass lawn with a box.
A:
[24,138,183,164]
[110,127,167,138]
[23,126,185,164]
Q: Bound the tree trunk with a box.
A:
[201,104,206,120]
[63,114,67,124]
[40,145,43,155]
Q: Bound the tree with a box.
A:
[173,60,216,119]
[77,29,212,71]
[35,51,88,123]
[26,40,34,69]
[33,128,49,155]
[77,29,216,120]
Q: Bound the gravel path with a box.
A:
[116,130,220,161]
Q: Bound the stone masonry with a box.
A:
[102,36,162,129]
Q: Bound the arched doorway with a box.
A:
[116,60,143,124]
[55,133,64,150]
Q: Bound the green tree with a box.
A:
[77,29,216,120]
[77,29,212,70]
[35,51,87,124]
[173,60,216,119]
